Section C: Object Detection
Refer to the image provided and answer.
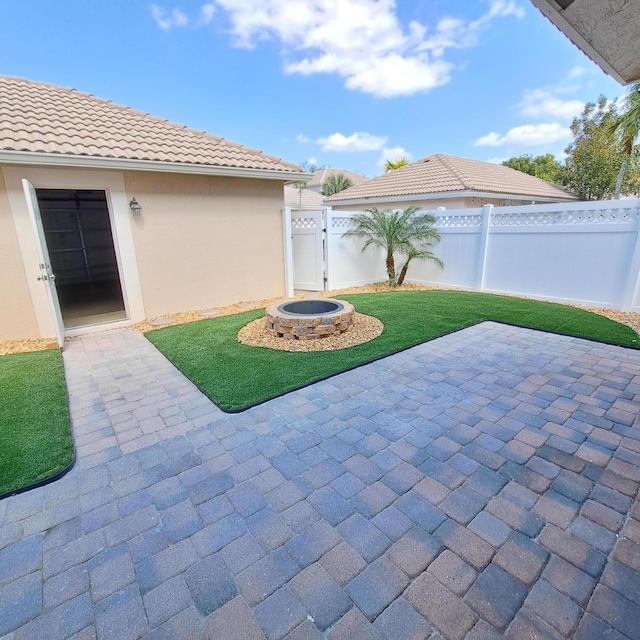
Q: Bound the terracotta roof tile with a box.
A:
[0,76,301,173]
[324,154,577,202]
[284,186,325,210]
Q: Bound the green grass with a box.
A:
[146,290,639,412]
[0,349,73,497]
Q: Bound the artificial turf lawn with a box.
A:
[145,290,640,412]
[0,349,72,497]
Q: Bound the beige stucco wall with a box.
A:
[123,172,286,317]
[0,169,40,341]
[329,195,539,212]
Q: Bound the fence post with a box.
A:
[622,226,640,311]
[323,207,333,291]
[476,204,493,291]
[282,207,294,297]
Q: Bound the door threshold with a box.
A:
[64,318,132,337]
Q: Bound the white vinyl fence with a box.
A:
[284,199,640,311]
[325,209,387,290]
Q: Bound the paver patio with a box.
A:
[1,321,640,639]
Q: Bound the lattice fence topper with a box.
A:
[331,217,355,229]
[434,214,483,228]
[291,217,316,229]
[491,208,640,227]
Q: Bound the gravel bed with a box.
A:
[237,312,384,352]
[0,338,58,357]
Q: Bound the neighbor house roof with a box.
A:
[306,167,369,188]
[0,76,305,177]
[324,154,577,203]
[284,186,325,210]
[530,0,640,84]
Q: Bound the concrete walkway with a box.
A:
[1,322,640,639]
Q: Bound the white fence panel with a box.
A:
[484,228,636,307]
[409,199,640,311]
[405,210,483,290]
[326,210,387,290]
[482,202,640,309]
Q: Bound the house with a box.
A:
[323,153,577,211]
[0,76,309,345]
[284,185,325,210]
[530,0,639,84]
[304,167,369,194]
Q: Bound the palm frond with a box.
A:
[341,206,444,285]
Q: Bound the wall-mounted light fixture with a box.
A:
[129,197,142,216]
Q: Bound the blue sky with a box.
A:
[0,0,624,177]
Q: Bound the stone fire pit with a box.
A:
[265,298,355,340]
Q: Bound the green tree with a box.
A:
[501,154,562,183]
[608,82,640,195]
[322,173,353,196]
[610,82,640,155]
[384,157,409,172]
[559,96,637,200]
[342,206,443,287]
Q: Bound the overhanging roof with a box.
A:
[530,0,640,84]
[0,76,310,180]
[324,154,577,204]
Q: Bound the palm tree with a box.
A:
[397,245,443,286]
[609,82,640,196]
[612,83,640,155]
[342,206,443,287]
[322,174,353,196]
[384,157,409,172]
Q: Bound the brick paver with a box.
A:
[1,322,640,638]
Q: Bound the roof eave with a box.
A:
[529,0,628,85]
[325,189,578,206]
[0,150,312,182]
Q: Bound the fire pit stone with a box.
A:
[265,298,355,340]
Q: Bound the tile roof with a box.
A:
[324,154,577,202]
[284,186,325,210]
[0,76,301,173]
[307,167,369,188]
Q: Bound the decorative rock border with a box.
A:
[238,312,384,352]
[264,298,355,340]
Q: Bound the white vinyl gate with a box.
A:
[291,210,325,291]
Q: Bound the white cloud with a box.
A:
[208,0,524,97]
[475,123,571,146]
[151,5,189,29]
[296,134,311,143]
[307,156,318,165]
[486,156,507,164]
[568,65,586,78]
[379,146,412,168]
[200,3,216,25]
[518,89,583,120]
[416,1,524,57]
[317,132,387,152]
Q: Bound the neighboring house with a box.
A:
[284,185,324,210]
[324,153,577,211]
[0,76,308,344]
[305,168,369,194]
[530,0,639,84]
